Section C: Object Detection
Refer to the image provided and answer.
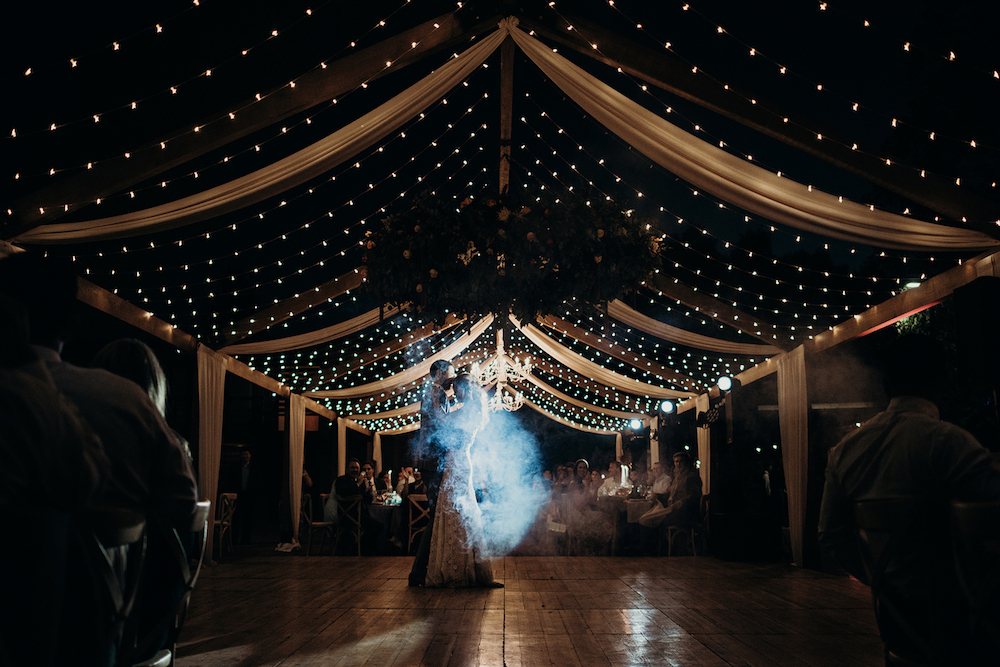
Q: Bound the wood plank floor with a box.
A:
[175,552,882,666]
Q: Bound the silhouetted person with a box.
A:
[408,359,455,586]
[0,253,198,664]
[819,334,1000,664]
[0,294,111,667]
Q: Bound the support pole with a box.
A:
[499,36,514,194]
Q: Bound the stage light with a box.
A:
[660,400,675,413]
[717,376,732,391]
[630,419,642,429]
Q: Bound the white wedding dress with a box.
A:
[424,404,498,587]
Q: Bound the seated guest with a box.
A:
[649,461,672,499]
[333,459,381,553]
[819,334,1000,663]
[574,459,590,489]
[0,295,111,667]
[0,295,109,508]
[552,463,575,496]
[0,254,199,526]
[335,459,375,502]
[0,253,197,664]
[395,466,415,494]
[92,338,191,460]
[638,452,702,528]
[405,469,428,496]
[598,461,632,497]
[361,461,375,488]
[375,470,392,493]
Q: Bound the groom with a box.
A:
[408,359,456,586]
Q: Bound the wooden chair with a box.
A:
[213,493,237,559]
[661,494,710,557]
[333,495,364,556]
[77,506,148,666]
[126,500,212,667]
[950,500,1000,662]
[853,499,944,666]
[302,493,335,556]
[406,494,430,555]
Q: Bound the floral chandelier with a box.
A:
[362,188,662,325]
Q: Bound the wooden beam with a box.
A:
[805,251,999,356]
[499,36,515,194]
[77,279,199,354]
[517,13,1000,229]
[77,275,336,419]
[10,13,503,234]
[645,273,797,350]
[224,270,365,346]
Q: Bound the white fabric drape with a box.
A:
[337,417,348,477]
[607,300,780,356]
[16,28,510,244]
[306,316,493,399]
[514,317,695,399]
[220,306,400,355]
[508,25,999,252]
[522,397,622,436]
[777,346,808,567]
[695,393,711,494]
[520,366,650,420]
[196,345,227,563]
[288,393,306,541]
[373,433,383,476]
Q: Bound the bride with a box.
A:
[424,372,501,587]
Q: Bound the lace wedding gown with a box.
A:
[424,408,497,587]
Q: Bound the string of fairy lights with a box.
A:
[511,83,953,325]
[12,2,993,434]
[517,83,953,283]
[577,1,999,171]
[9,0,452,143]
[59,87,492,267]
[509,138,876,332]
[56,91,496,338]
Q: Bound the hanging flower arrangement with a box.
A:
[362,189,661,325]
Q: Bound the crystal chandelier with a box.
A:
[478,330,531,412]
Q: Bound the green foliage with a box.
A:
[363,190,661,325]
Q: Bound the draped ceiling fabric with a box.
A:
[288,393,306,541]
[777,346,808,568]
[18,19,997,254]
[507,22,1000,253]
[219,306,401,355]
[196,345,228,563]
[306,315,494,400]
[695,393,711,495]
[607,300,781,356]
[514,317,696,400]
[14,26,510,244]
[522,397,624,438]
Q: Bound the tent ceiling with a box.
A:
[4,0,998,432]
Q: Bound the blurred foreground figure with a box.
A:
[0,252,198,665]
[819,334,1000,665]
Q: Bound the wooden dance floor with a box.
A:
[175,554,882,666]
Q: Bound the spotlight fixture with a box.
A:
[717,376,732,391]
[630,418,642,429]
[660,399,675,414]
